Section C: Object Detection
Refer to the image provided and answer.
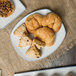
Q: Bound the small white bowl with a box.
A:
[10,9,66,61]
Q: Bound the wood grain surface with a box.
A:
[0,0,76,76]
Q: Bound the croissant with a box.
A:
[25,13,43,34]
[34,27,55,46]
[42,13,62,32]
[25,13,62,33]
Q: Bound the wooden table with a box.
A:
[0,0,76,76]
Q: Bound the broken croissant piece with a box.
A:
[25,45,41,58]
[19,33,32,47]
[13,23,27,37]
[32,38,45,49]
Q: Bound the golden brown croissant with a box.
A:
[42,13,62,32]
[25,13,43,34]
[13,23,27,37]
[34,27,55,46]
[25,45,41,58]
[19,33,32,47]
[0,0,14,17]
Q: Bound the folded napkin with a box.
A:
[0,0,26,29]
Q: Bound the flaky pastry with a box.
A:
[25,45,41,58]
[19,33,32,47]
[25,13,43,34]
[42,13,62,32]
[13,23,27,37]
[34,27,55,46]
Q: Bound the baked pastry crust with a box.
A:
[42,13,62,32]
[32,38,45,49]
[13,23,27,37]
[25,45,41,58]
[34,27,55,46]
[19,33,32,47]
[25,13,43,34]
[0,0,14,17]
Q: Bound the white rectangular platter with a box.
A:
[10,9,66,61]
[14,66,76,76]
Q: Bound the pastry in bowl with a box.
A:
[25,13,43,34]
[0,0,14,17]
[34,27,55,46]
